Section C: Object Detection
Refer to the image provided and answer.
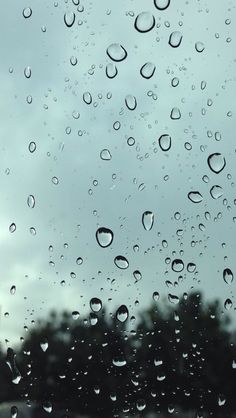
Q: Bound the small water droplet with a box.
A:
[223,268,234,284]
[42,401,52,413]
[134,12,155,33]
[90,312,98,326]
[90,297,102,312]
[133,270,142,282]
[106,44,127,62]
[40,339,48,352]
[112,357,127,367]
[9,223,16,233]
[106,63,118,79]
[207,153,226,173]
[64,12,75,27]
[11,406,18,418]
[96,227,114,248]
[188,191,203,203]
[210,185,223,199]
[100,149,112,160]
[172,259,184,272]
[52,176,59,185]
[114,255,129,269]
[169,31,182,48]
[23,7,32,18]
[195,42,205,52]
[27,194,35,208]
[153,291,160,301]
[224,298,232,310]
[125,95,137,110]
[116,305,129,322]
[10,286,16,295]
[159,134,171,151]
[142,211,154,231]
[83,91,92,104]
[29,141,36,153]
[170,107,181,119]
[136,399,146,411]
[140,62,156,79]
[154,0,171,10]
[76,257,83,265]
[72,311,80,320]
[168,294,179,304]
[187,262,196,273]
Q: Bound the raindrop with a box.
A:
[27,194,35,208]
[64,12,75,27]
[42,402,52,413]
[114,255,129,269]
[76,257,83,265]
[106,44,127,62]
[172,259,184,272]
[11,406,18,418]
[207,153,226,173]
[224,298,232,310]
[170,107,181,119]
[136,400,146,411]
[168,294,179,304]
[40,339,48,352]
[187,263,196,273]
[125,95,137,111]
[23,7,32,18]
[116,305,129,322]
[112,358,127,367]
[52,176,59,185]
[72,311,80,320]
[24,66,31,78]
[154,0,171,10]
[90,312,98,326]
[134,12,155,33]
[188,191,203,203]
[210,185,223,199]
[10,286,16,295]
[90,297,102,312]
[140,62,156,79]
[106,63,118,79]
[159,134,171,151]
[171,77,179,87]
[133,270,142,282]
[223,268,234,285]
[142,211,154,231]
[169,31,183,48]
[96,227,113,248]
[153,291,160,301]
[83,92,92,104]
[29,141,36,153]
[195,42,205,52]
[100,149,112,160]
[9,223,16,233]
[127,137,135,146]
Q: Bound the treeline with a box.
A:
[0,292,236,417]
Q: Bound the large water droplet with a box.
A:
[142,211,154,231]
[195,42,205,52]
[83,91,92,104]
[169,31,183,48]
[187,263,196,273]
[96,227,113,248]
[11,406,18,418]
[100,149,112,160]
[170,107,181,119]
[159,134,171,151]
[27,194,35,208]
[116,305,129,322]
[207,153,226,173]
[140,62,156,79]
[112,357,127,367]
[90,297,102,312]
[23,7,32,18]
[188,191,203,203]
[125,95,137,111]
[134,12,155,33]
[42,401,52,413]
[64,12,75,27]
[168,294,179,304]
[114,255,129,269]
[210,185,223,199]
[154,0,171,10]
[90,312,98,326]
[106,44,127,62]
[223,268,234,285]
[172,259,184,272]
[136,400,146,411]
[106,63,118,79]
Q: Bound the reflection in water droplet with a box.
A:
[210,185,223,199]
[224,298,232,310]
[106,63,118,79]
[170,107,181,119]
[195,42,205,52]
[172,259,184,272]
[90,297,102,312]
[154,0,171,10]
[106,44,127,62]
[29,141,36,153]
[169,31,182,48]
[116,305,129,322]
[83,91,92,104]
[9,223,16,233]
[142,211,154,231]
[27,194,35,208]
[100,149,112,160]
[223,268,234,285]
[188,191,203,203]
[168,294,179,304]
[64,12,75,27]
[114,255,129,269]
[159,134,171,151]
[40,339,48,352]
[23,7,32,18]
[96,227,114,248]
[134,12,155,33]
[207,153,226,173]
[125,95,137,111]
[140,62,156,79]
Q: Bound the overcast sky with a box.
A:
[0,0,236,345]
